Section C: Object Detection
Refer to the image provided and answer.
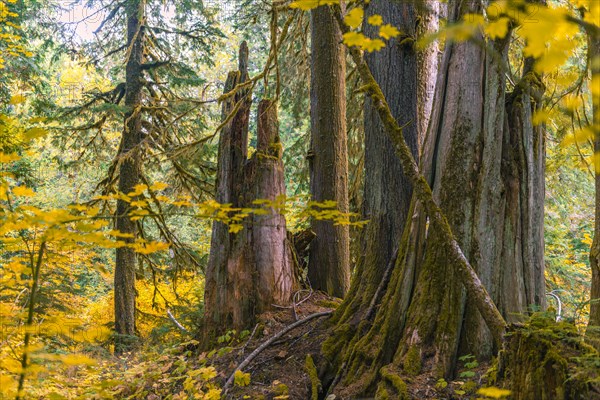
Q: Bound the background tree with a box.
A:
[51,0,223,352]
[112,0,145,353]
[308,4,350,297]
[588,24,600,330]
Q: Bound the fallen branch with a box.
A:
[167,309,190,334]
[222,311,333,394]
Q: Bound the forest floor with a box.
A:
[208,292,493,400]
[94,290,513,400]
[214,291,338,399]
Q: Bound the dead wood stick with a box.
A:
[222,311,333,393]
[167,309,189,334]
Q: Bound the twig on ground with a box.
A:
[222,311,333,394]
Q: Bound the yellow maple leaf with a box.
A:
[288,0,319,10]
[234,370,251,387]
[368,14,383,26]
[477,387,511,399]
[150,181,169,191]
[379,24,400,40]
[362,38,386,52]
[344,7,364,29]
[484,17,509,39]
[0,152,20,163]
[9,94,25,105]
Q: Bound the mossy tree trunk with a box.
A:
[329,0,434,334]
[324,2,545,397]
[308,5,350,297]
[114,0,145,354]
[203,45,297,339]
[498,316,600,399]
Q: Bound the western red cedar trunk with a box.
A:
[114,0,145,354]
[204,44,253,339]
[324,1,545,396]
[308,5,350,297]
[589,32,600,331]
[325,0,431,342]
[204,45,296,340]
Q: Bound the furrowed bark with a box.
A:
[308,5,350,297]
[332,7,507,347]
[204,45,297,341]
[114,0,145,354]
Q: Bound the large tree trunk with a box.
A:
[588,32,600,333]
[203,46,297,340]
[203,44,252,339]
[308,5,350,297]
[114,0,145,354]
[324,2,545,396]
[327,0,429,334]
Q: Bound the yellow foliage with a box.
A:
[368,14,383,27]
[379,24,400,40]
[477,386,512,398]
[234,370,251,387]
[344,7,364,29]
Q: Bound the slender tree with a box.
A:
[53,0,221,353]
[113,0,145,353]
[588,30,600,329]
[308,5,350,297]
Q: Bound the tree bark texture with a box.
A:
[327,0,429,336]
[114,0,145,354]
[204,45,297,340]
[324,1,546,396]
[498,316,599,399]
[308,5,350,297]
[589,32,600,331]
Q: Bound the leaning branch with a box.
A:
[222,311,333,394]
[332,8,507,346]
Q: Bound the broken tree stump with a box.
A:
[203,43,297,341]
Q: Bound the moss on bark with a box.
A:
[497,314,600,399]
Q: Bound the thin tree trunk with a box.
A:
[588,32,600,330]
[416,0,440,150]
[114,0,145,354]
[308,5,350,297]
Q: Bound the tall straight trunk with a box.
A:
[308,5,350,297]
[326,0,432,335]
[324,1,545,396]
[114,0,145,354]
[588,33,600,330]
